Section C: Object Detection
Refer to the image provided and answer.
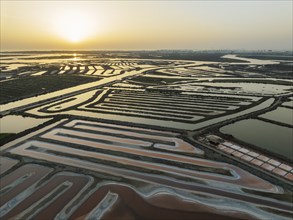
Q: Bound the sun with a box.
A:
[53,10,94,43]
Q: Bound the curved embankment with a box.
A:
[1,119,292,218]
[6,120,285,195]
[0,61,203,115]
[2,162,287,220]
[71,184,259,220]
[0,164,92,219]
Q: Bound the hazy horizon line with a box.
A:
[1,49,293,53]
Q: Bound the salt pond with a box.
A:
[202,82,292,95]
[282,100,293,108]
[260,107,293,126]
[220,119,293,160]
[0,115,49,133]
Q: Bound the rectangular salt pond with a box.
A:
[220,119,293,160]
[282,100,293,108]
[260,107,293,126]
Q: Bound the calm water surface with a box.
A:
[260,107,293,126]
[220,119,293,160]
[0,115,49,133]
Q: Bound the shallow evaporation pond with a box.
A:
[282,100,293,108]
[0,115,50,133]
[222,54,279,65]
[198,82,292,95]
[220,119,293,160]
[0,68,152,113]
[260,107,293,126]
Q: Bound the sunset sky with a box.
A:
[1,1,292,51]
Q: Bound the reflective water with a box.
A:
[44,90,98,112]
[282,100,293,108]
[0,67,155,113]
[201,82,292,95]
[222,54,279,65]
[162,82,292,95]
[220,119,293,160]
[0,53,86,72]
[0,115,49,133]
[260,107,293,126]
